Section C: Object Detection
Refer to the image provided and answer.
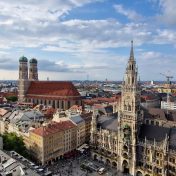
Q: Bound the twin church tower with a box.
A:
[18,57,38,102]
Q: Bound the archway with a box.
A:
[106,159,111,166]
[123,145,128,152]
[122,160,129,174]
[136,171,143,176]
[93,154,97,161]
[112,161,117,168]
[123,152,128,159]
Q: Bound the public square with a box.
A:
[47,153,127,176]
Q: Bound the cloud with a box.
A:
[139,51,162,60]
[114,4,142,21]
[0,58,17,70]
[149,0,176,25]
[134,50,176,80]
[158,0,176,25]
[153,29,176,45]
[0,0,175,81]
[0,1,173,52]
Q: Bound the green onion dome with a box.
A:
[29,58,37,64]
[19,56,28,62]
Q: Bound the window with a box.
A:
[62,101,64,109]
[128,104,131,111]
[68,101,71,108]
[151,121,154,125]
[156,121,159,126]
[160,153,162,158]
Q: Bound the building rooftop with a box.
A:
[29,58,37,64]
[19,56,28,62]
[139,124,170,142]
[69,114,85,124]
[32,120,76,137]
[97,115,118,132]
[0,150,39,176]
[26,81,81,99]
[144,108,176,121]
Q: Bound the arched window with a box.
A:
[136,171,143,176]
[62,101,64,109]
[132,77,134,84]
[131,64,133,70]
[68,101,70,108]
[53,101,55,108]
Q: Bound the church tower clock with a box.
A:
[118,41,143,175]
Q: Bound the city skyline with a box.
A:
[0,0,176,81]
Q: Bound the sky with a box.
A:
[0,0,176,81]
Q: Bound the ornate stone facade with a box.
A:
[90,41,176,176]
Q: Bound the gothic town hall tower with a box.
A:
[118,41,143,175]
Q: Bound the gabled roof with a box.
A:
[26,81,80,98]
[32,120,76,137]
[8,110,44,124]
[144,108,176,121]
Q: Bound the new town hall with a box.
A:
[90,41,176,176]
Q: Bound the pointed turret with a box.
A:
[124,41,138,86]
[129,40,134,60]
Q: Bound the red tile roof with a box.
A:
[83,96,121,105]
[26,81,81,98]
[32,120,76,137]
[69,105,82,111]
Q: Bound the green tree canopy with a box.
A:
[2,132,28,157]
[6,96,18,102]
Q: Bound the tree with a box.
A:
[2,132,28,157]
[6,96,18,102]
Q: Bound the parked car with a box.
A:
[98,167,106,175]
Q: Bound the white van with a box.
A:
[98,167,106,175]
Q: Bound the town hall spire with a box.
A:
[130,40,134,60]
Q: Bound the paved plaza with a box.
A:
[5,149,129,176]
[47,154,128,176]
